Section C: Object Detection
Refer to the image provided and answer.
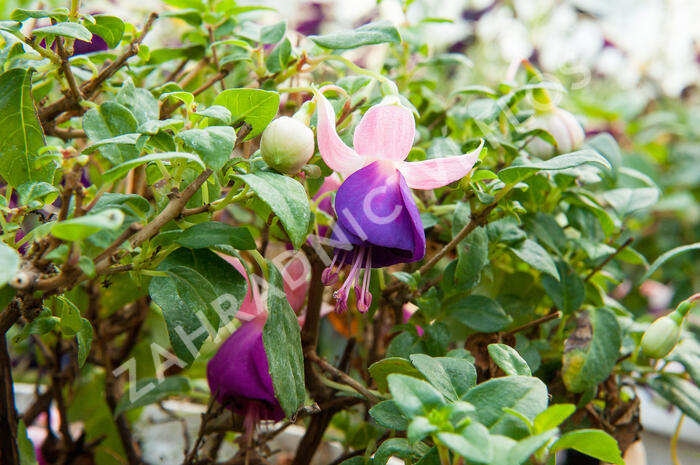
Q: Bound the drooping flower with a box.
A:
[207,254,320,433]
[315,92,483,312]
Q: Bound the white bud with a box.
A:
[260,117,315,175]
[525,108,585,159]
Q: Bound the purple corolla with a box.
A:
[315,92,483,312]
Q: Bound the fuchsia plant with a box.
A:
[315,92,483,312]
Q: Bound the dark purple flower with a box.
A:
[207,314,285,431]
[315,91,483,312]
[72,34,108,55]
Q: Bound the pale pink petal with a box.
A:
[218,254,265,320]
[353,104,415,161]
[282,254,311,314]
[315,93,365,177]
[397,140,484,190]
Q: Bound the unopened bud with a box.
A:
[261,117,315,175]
[525,108,585,159]
[641,312,683,358]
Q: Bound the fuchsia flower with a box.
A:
[207,255,316,433]
[315,92,483,312]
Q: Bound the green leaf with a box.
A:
[648,374,700,424]
[160,91,194,107]
[85,15,124,48]
[16,181,59,207]
[541,261,584,313]
[533,404,576,433]
[11,8,68,22]
[487,344,531,376]
[0,242,20,288]
[74,318,93,367]
[437,423,493,464]
[235,171,310,248]
[369,400,409,430]
[263,263,305,418]
[260,21,286,44]
[149,248,247,363]
[176,222,255,250]
[669,339,700,387]
[17,419,38,465]
[498,150,611,184]
[407,417,438,444]
[82,102,140,164]
[409,354,476,400]
[0,69,54,188]
[34,22,92,42]
[453,202,488,289]
[102,152,205,183]
[195,105,232,125]
[373,438,416,465]
[266,38,292,73]
[114,376,191,416]
[370,357,423,392]
[51,208,125,241]
[81,133,140,154]
[444,294,512,333]
[641,242,700,281]
[507,428,559,465]
[452,85,499,97]
[603,187,659,217]
[463,376,548,438]
[176,126,236,170]
[116,79,159,125]
[510,239,560,280]
[213,88,279,139]
[551,429,624,465]
[310,21,401,49]
[387,374,446,418]
[562,308,621,393]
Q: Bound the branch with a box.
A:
[12,169,212,294]
[584,237,634,282]
[128,169,213,248]
[39,12,158,124]
[384,200,500,296]
[0,327,20,464]
[505,310,561,337]
[55,37,83,103]
[307,352,379,404]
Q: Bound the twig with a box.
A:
[93,223,142,264]
[308,352,379,404]
[584,237,634,282]
[184,394,223,465]
[161,69,229,118]
[39,12,158,124]
[505,311,561,337]
[181,204,212,217]
[0,327,20,464]
[43,125,86,140]
[129,169,213,248]
[384,200,500,296]
[55,37,83,103]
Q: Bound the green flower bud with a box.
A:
[261,117,315,175]
[641,312,683,358]
[525,108,585,159]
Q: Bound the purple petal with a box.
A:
[206,316,284,421]
[332,160,425,267]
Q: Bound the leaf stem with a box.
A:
[671,414,685,465]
